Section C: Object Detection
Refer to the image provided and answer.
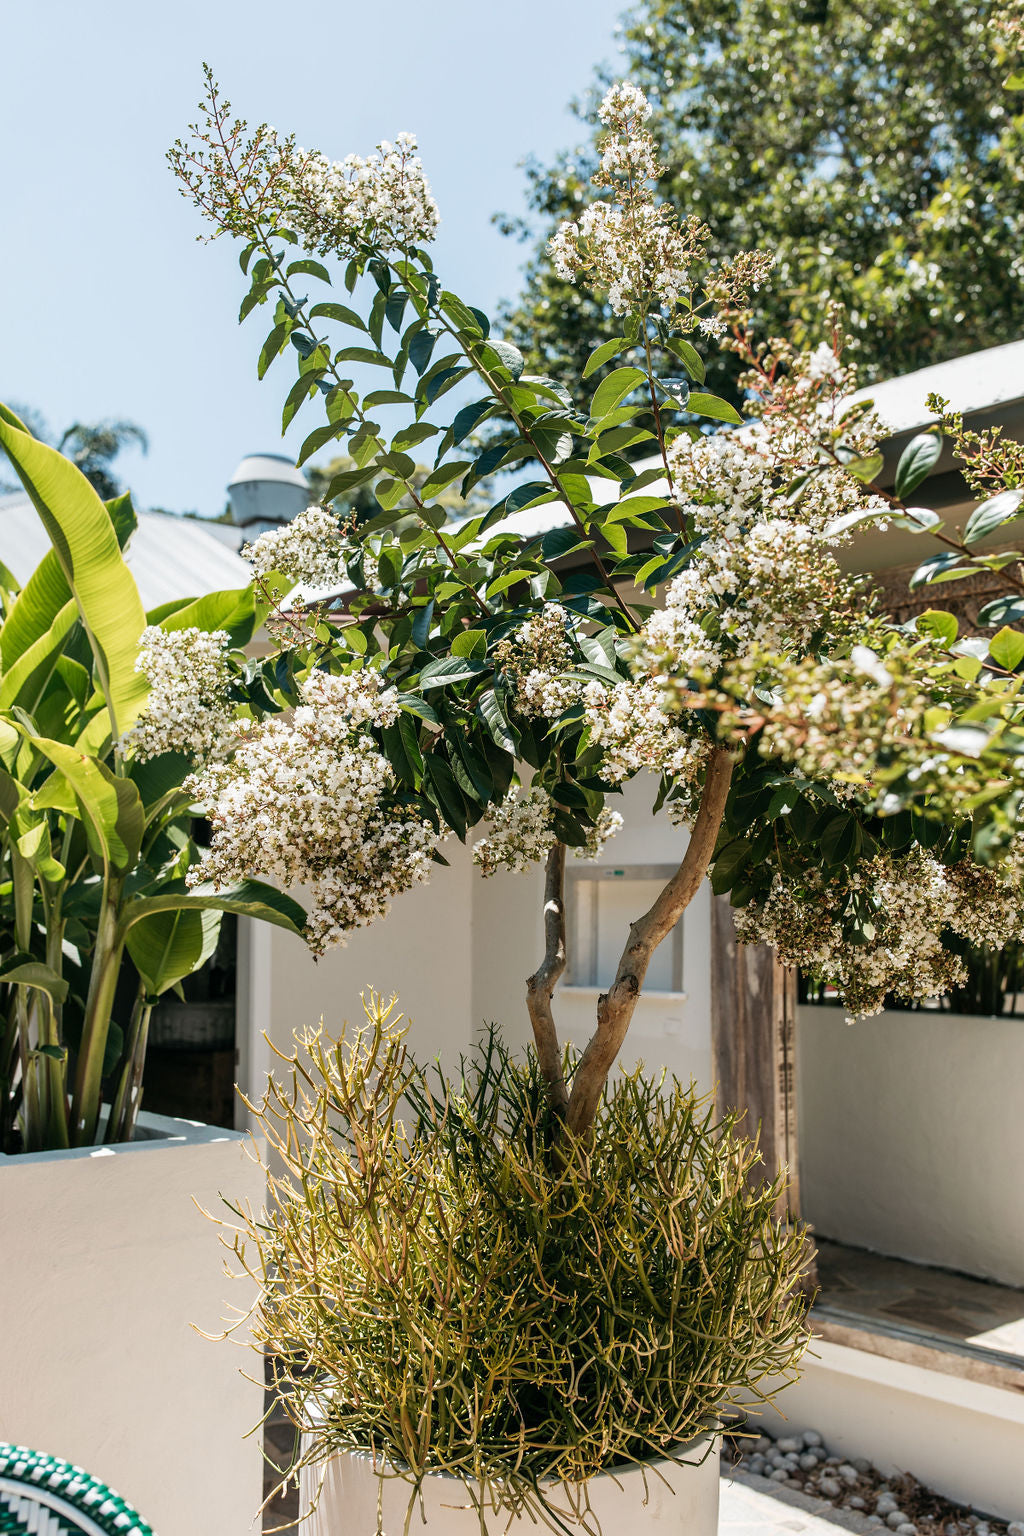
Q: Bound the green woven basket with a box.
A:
[0,1445,154,1536]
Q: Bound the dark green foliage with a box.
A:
[500,0,1024,403]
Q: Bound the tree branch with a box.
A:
[566,747,735,1136]
[526,841,570,1117]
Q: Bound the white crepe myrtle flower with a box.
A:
[495,603,584,719]
[473,790,623,876]
[244,505,377,597]
[185,669,435,957]
[805,343,845,385]
[285,132,439,256]
[127,626,238,764]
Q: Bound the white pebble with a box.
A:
[975,1526,990,1536]
[819,1477,842,1499]
[896,1526,917,1536]
[802,1429,823,1447]
[877,1498,898,1515]
[799,1453,819,1471]
[853,1457,872,1473]
[849,1497,866,1510]
[748,1456,765,1475]
[867,1520,883,1528]
[838,1464,860,1485]
[777,1437,803,1453]
[770,1469,790,1484]
[886,1512,907,1529]
[1007,1525,1024,1536]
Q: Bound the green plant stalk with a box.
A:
[39,891,69,1149]
[105,981,153,1144]
[70,877,126,1146]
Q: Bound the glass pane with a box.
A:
[595,879,674,991]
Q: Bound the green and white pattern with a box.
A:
[0,1445,154,1536]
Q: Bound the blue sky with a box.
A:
[1,1,627,519]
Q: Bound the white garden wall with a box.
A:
[797,1004,1024,1287]
[0,1113,264,1536]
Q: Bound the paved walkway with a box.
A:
[721,1472,876,1536]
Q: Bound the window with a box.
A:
[564,864,684,993]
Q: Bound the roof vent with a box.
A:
[227,453,308,536]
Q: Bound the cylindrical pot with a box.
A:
[300,1432,719,1535]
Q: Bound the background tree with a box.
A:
[0,406,148,500]
[500,0,1024,403]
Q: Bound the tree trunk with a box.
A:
[566,747,735,1136]
[526,842,569,1117]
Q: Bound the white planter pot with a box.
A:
[301,1433,720,1535]
[0,1111,264,1536]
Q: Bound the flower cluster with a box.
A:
[185,669,437,956]
[549,82,711,316]
[495,603,583,719]
[244,504,376,599]
[127,626,238,764]
[581,680,713,820]
[472,788,622,877]
[736,846,1024,1018]
[284,132,439,256]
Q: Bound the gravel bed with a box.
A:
[724,1427,1024,1536]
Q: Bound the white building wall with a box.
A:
[242,772,714,1099]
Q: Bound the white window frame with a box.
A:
[563,863,685,994]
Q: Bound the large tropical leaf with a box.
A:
[155,584,264,646]
[26,732,144,875]
[0,402,148,739]
[125,906,222,995]
[118,878,307,938]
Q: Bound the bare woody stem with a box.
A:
[565,746,736,1136]
[526,841,570,1118]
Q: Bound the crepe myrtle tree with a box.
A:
[163,71,1024,1138]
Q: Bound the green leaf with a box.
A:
[23,732,144,875]
[475,689,516,753]
[665,336,706,383]
[687,392,743,426]
[452,400,495,447]
[420,656,491,688]
[710,838,751,894]
[844,453,884,484]
[988,625,1024,671]
[481,340,525,381]
[909,552,967,589]
[419,461,472,499]
[155,586,262,646]
[119,880,306,939]
[582,338,629,379]
[424,754,468,838]
[297,422,343,468]
[963,488,1024,545]
[451,628,487,658]
[0,404,149,737]
[257,321,290,379]
[590,367,646,421]
[0,956,68,1003]
[126,906,221,996]
[978,595,1024,628]
[396,691,439,724]
[287,258,331,283]
[893,430,942,501]
[915,609,958,646]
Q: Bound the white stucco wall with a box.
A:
[798,1004,1024,1287]
[0,1116,264,1536]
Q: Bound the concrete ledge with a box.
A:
[763,1336,1024,1521]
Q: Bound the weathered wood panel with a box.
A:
[710,894,800,1222]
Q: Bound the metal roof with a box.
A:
[849,336,1024,436]
[0,494,252,610]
